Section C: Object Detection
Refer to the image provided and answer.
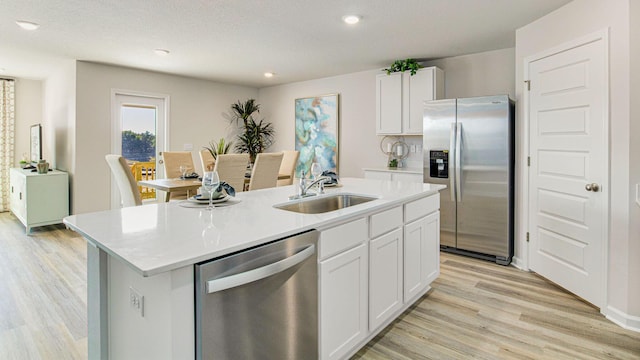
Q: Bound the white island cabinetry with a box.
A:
[64,178,444,360]
[368,207,404,331]
[403,195,441,300]
[319,219,368,360]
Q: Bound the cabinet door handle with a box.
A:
[11,186,13,193]
[19,192,22,200]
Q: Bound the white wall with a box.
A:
[422,48,515,99]
[628,0,640,319]
[259,69,382,177]
[515,0,638,327]
[258,48,516,177]
[43,61,77,173]
[74,62,258,214]
[14,78,43,166]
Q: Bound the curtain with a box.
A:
[0,79,15,212]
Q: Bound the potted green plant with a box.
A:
[383,58,422,76]
[230,99,275,163]
[203,137,232,160]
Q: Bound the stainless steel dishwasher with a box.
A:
[195,230,318,360]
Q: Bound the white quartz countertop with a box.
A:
[362,166,423,174]
[64,178,445,277]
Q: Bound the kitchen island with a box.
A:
[64,177,445,360]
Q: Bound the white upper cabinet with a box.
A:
[376,67,444,135]
[376,72,403,134]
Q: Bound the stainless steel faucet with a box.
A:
[291,171,331,199]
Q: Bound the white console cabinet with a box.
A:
[9,168,69,234]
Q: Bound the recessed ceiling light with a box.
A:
[342,15,361,25]
[264,72,275,78]
[16,20,40,30]
[154,49,170,56]
[0,68,5,73]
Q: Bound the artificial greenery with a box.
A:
[383,58,422,76]
[203,137,232,160]
[230,99,275,163]
[389,158,398,168]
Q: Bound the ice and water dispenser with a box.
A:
[429,150,449,178]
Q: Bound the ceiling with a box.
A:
[1,0,571,88]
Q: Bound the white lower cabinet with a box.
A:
[369,228,403,331]
[404,211,440,301]
[320,243,368,360]
[319,218,368,360]
[363,169,422,183]
[318,194,441,360]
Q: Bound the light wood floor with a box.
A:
[0,212,638,360]
[354,253,640,360]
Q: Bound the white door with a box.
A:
[527,34,608,308]
[112,93,167,207]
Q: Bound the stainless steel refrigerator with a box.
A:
[423,95,514,265]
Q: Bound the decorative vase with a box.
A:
[36,160,49,174]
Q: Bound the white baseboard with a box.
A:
[605,305,640,332]
[511,256,526,271]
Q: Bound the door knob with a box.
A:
[585,183,600,192]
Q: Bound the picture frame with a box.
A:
[294,94,339,177]
[30,124,42,163]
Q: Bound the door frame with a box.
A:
[520,29,610,308]
[110,89,170,208]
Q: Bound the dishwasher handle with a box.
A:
[206,244,316,294]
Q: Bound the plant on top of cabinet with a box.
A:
[383,59,422,76]
[230,99,275,163]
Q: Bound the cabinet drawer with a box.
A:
[319,218,367,260]
[404,193,439,223]
[369,206,402,238]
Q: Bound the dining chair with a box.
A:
[105,154,142,207]
[213,154,250,192]
[162,151,196,199]
[277,150,299,186]
[248,152,284,191]
[199,149,215,173]
[130,161,156,200]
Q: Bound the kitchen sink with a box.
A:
[274,194,377,214]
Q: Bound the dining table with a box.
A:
[139,173,292,201]
[138,178,202,202]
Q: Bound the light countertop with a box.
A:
[64,178,445,277]
[362,166,423,174]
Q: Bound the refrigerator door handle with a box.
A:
[449,122,456,202]
[455,122,462,202]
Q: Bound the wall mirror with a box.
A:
[30,124,42,163]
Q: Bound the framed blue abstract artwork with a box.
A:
[294,94,339,177]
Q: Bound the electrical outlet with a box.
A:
[636,183,640,207]
[416,144,422,153]
[183,143,193,151]
[410,144,416,153]
[129,287,144,317]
